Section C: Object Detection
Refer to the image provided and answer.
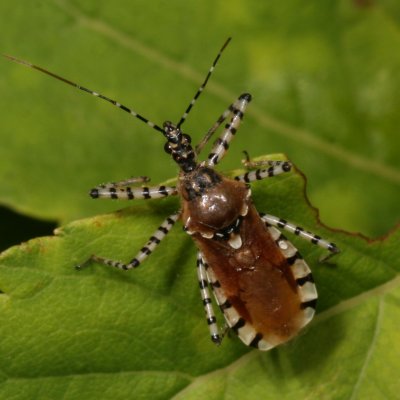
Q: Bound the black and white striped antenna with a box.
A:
[3,54,165,134]
[4,37,231,134]
[176,37,231,129]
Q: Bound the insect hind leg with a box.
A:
[197,253,224,345]
[76,212,180,270]
[260,213,340,258]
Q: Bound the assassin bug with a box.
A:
[5,38,339,350]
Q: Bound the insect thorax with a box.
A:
[179,166,251,238]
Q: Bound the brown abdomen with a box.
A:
[193,204,317,350]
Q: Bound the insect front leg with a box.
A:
[259,213,340,257]
[195,103,233,155]
[202,93,252,166]
[77,212,180,270]
[90,176,178,200]
[197,253,224,345]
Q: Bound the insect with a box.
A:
[5,38,339,350]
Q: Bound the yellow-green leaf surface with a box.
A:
[1,0,399,236]
[0,163,399,399]
[1,1,400,399]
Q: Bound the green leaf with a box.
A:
[1,1,400,398]
[1,0,399,236]
[0,162,399,399]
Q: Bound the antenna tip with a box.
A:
[3,54,32,68]
[3,54,14,61]
[222,37,232,51]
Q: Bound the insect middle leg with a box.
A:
[259,213,340,256]
[234,160,292,183]
[77,212,180,270]
[90,175,178,200]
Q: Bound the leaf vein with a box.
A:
[349,296,383,400]
[54,0,400,185]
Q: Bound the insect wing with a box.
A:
[196,205,318,350]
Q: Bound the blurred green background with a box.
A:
[0,0,399,251]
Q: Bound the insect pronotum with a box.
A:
[5,38,339,350]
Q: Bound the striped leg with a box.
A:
[195,100,236,155]
[90,176,177,200]
[76,212,180,270]
[234,161,292,183]
[197,253,222,345]
[260,213,340,255]
[205,93,252,166]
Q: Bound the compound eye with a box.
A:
[182,133,192,144]
[164,142,172,154]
